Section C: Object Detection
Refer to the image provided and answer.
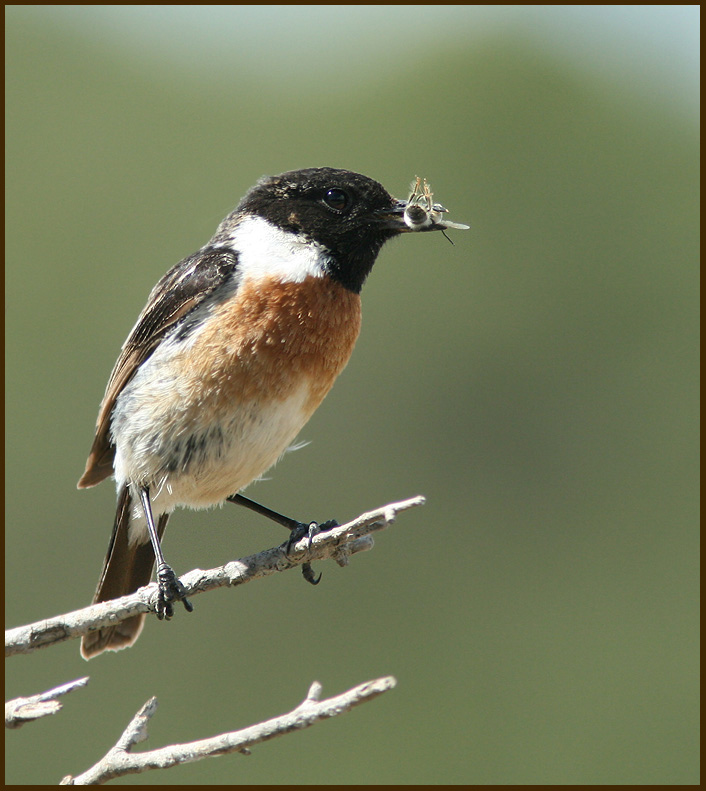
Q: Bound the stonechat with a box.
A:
[78,167,468,658]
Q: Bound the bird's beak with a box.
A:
[375,198,470,234]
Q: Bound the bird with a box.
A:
[78,167,468,659]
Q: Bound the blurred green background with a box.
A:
[6,6,698,785]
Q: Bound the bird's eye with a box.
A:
[323,187,351,213]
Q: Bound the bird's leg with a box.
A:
[226,493,339,585]
[138,486,193,618]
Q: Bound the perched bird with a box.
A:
[78,167,468,659]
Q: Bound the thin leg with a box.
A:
[226,493,339,585]
[226,493,300,530]
[138,486,193,618]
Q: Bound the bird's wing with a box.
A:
[77,247,239,488]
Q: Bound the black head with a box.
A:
[213,167,467,293]
[235,167,407,292]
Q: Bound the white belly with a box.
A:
[112,376,313,543]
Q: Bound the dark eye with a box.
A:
[323,187,351,213]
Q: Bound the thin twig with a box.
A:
[5,677,89,728]
[6,496,425,657]
[60,676,396,785]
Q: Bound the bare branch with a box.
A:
[5,677,89,728]
[6,496,425,657]
[60,676,396,785]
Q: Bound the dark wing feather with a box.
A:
[77,246,239,488]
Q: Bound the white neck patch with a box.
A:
[226,214,330,283]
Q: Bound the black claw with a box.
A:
[283,519,338,585]
[155,563,193,619]
[181,597,194,613]
[302,562,322,585]
[285,522,308,557]
[285,518,338,555]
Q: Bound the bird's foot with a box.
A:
[285,519,339,585]
[155,563,193,619]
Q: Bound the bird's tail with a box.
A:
[80,485,168,659]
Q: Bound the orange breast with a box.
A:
[188,274,362,419]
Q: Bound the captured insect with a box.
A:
[403,176,470,236]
